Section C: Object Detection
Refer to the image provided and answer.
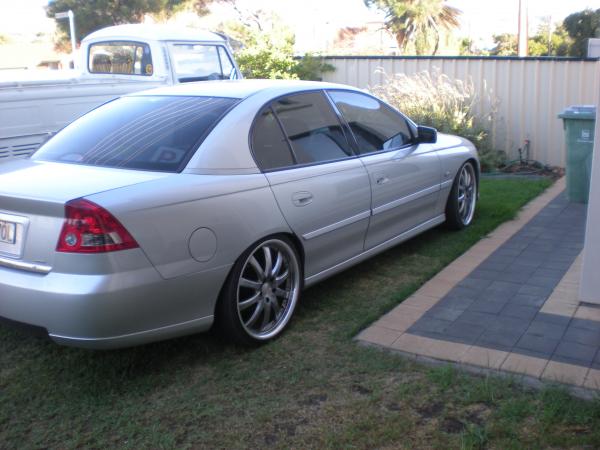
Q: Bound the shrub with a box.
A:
[369,70,504,171]
[220,14,335,81]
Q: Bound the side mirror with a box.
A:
[417,125,437,144]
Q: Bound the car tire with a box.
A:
[445,161,478,230]
[216,235,302,345]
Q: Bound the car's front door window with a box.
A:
[327,91,414,154]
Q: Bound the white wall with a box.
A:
[322,56,600,167]
[579,62,600,304]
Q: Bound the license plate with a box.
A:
[0,220,16,245]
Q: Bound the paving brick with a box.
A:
[409,318,451,334]
[374,314,419,333]
[534,312,572,326]
[390,333,433,355]
[485,254,518,266]
[486,280,522,294]
[533,267,568,279]
[469,269,502,281]
[478,288,516,303]
[508,294,546,308]
[456,278,493,292]
[436,295,475,311]
[562,326,600,346]
[552,341,597,366]
[518,284,554,297]
[569,317,600,333]
[527,276,561,289]
[418,279,454,299]
[540,302,577,318]
[488,316,531,334]
[511,258,543,268]
[504,264,538,276]
[468,299,508,314]
[525,320,568,339]
[477,261,510,272]
[574,306,600,322]
[500,304,539,321]
[460,346,509,369]
[476,331,523,351]
[423,306,464,322]
[443,321,486,344]
[494,271,534,284]
[584,368,600,390]
[409,329,448,341]
[401,294,439,311]
[542,361,588,386]
[415,338,471,362]
[501,353,549,378]
[357,326,402,347]
[541,260,574,271]
[515,334,560,357]
[455,311,498,327]
[548,252,579,263]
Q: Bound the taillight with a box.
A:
[56,199,139,253]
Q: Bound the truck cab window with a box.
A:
[89,41,153,76]
[172,44,233,82]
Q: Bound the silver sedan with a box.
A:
[0,80,479,348]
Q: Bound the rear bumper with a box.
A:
[0,253,230,349]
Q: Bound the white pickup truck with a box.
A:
[0,24,242,161]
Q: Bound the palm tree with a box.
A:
[365,0,462,55]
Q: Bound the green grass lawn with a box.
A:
[4,177,600,449]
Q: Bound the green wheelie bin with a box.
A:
[558,105,596,203]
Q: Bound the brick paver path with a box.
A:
[358,179,600,391]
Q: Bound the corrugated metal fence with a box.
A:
[322,56,600,167]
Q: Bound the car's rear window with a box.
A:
[33,96,237,172]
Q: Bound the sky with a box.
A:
[0,0,598,49]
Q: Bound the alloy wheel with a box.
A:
[236,239,300,340]
[457,163,477,226]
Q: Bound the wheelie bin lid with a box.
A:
[558,105,596,120]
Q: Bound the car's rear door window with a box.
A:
[272,92,353,165]
[327,90,414,154]
[252,108,295,170]
[32,96,237,172]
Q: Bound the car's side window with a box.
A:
[328,90,414,154]
[272,92,354,165]
[252,107,295,170]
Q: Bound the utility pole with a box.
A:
[547,15,552,55]
[55,10,77,64]
[517,0,528,57]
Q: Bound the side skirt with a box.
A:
[304,214,446,288]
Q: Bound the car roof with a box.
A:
[83,24,226,43]
[130,79,364,100]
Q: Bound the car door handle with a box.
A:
[292,191,314,206]
[376,176,389,185]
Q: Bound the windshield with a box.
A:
[171,44,237,82]
[33,96,238,172]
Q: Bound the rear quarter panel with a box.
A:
[87,173,292,280]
